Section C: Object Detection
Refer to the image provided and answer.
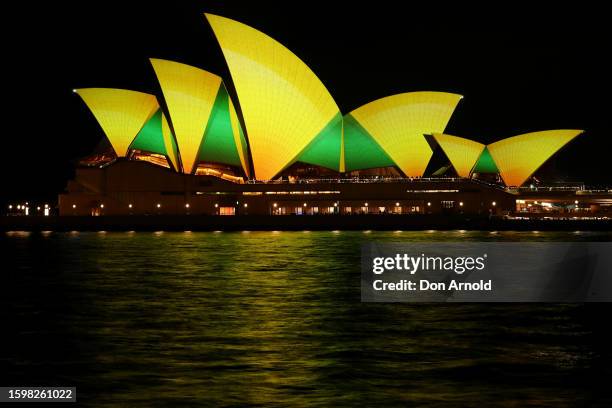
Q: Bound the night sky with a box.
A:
[3,1,610,203]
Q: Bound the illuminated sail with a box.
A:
[487,129,583,186]
[431,133,485,177]
[348,92,462,176]
[74,88,159,157]
[206,13,341,179]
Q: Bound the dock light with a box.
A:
[492,201,496,206]
[459,202,464,206]
[395,202,400,206]
[72,204,76,209]
[365,202,369,206]
[236,201,239,205]
[100,204,104,208]
[575,200,579,204]
[37,206,41,211]
[185,203,190,208]
[16,205,20,210]
[334,202,338,207]
[44,204,49,209]
[8,205,12,209]
[214,203,219,208]
[427,202,431,206]
[157,203,161,208]
[273,203,277,207]
[303,203,307,207]
[128,204,133,208]
[243,203,248,208]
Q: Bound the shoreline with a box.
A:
[1,215,610,232]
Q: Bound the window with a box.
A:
[219,207,235,216]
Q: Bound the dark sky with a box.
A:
[2,1,610,202]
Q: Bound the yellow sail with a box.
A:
[205,13,341,180]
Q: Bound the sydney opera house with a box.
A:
[59,14,611,218]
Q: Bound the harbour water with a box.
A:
[2,231,612,406]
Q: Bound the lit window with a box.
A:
[219,207,236,216]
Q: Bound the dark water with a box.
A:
[2,230,612,407]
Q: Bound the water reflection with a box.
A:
[2,231,611,406]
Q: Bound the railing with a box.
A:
[245,177,467,184]
[517,186,585,192]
